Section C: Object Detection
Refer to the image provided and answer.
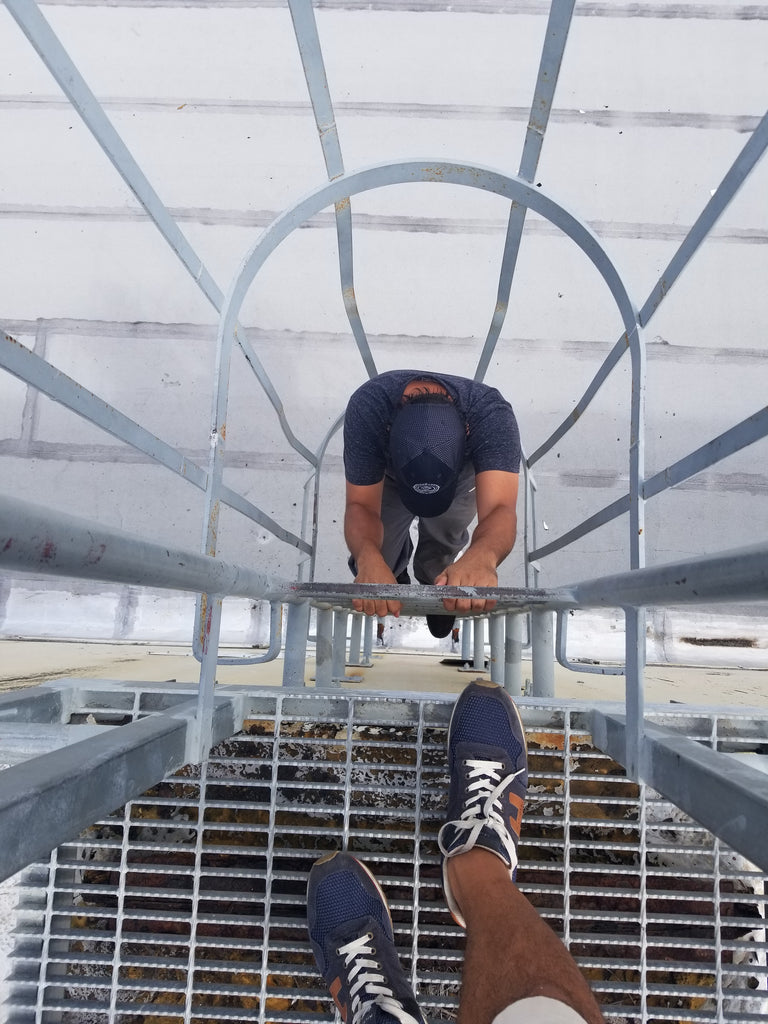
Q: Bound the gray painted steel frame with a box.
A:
[4,691,768,1024]
[287,0,378,380]
[2,492,768,873]
[0,688,246,882]
[592,709,768,878]
[474,0,577,382]
[2,0,768,932]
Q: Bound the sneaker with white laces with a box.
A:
[307,851,427,1024]
[438,679,528,928]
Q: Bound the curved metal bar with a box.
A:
[287,0,378,379]
[217,161,640,373]
[335,205,378,378]
[216,159,644,583]
[474,0,577,382]
[193,601,284,666]
[234,331,317,466]
[556,610,625,676]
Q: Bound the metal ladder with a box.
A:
[1,0,768,1020]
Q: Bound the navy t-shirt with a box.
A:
[343,370,521,486]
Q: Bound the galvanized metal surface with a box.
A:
[288,0,378,381]
[2,0,316,473]
[474,0,576,382]
[1,2,768,1015]
[0,687,247,883]
[4,688,767,1024]
[593,710,768,877]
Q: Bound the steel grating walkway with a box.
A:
[4,687,768,1024]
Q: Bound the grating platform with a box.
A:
[4,687,768,1024]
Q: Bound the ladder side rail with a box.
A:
[3,0,317,470]
[475,0,578,382]
[526,109,768,471]
[529,405,768,562]
[307,413,345,583]
[0,493,293,602]
[287,0,377,379]
[0,694,243,885]
[0,330,311,555]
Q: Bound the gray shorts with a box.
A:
[492,996,590,1024]
[378,463,477,584]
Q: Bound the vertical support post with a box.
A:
[193,593,223,762]
[332,610,348,682]
[530,609,555,698]
[625,606,647,780]
[347,613,363,666]
[489,615,505,685]
[282,601,310,687]
[473,617,485,671]
[315,608,335,688]
[460,619,472,662]
[504,612,523,696]
[363,616,374,664]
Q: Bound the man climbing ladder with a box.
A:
[343,370,521,636]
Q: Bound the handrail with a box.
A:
[3,492,766,614]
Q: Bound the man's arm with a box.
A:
[434,470,519,613]
[344,480,402,618]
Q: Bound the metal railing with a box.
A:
[1,0,767,899]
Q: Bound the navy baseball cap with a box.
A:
[389,397,467,517]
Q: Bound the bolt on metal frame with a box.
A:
[1,0,768,1007]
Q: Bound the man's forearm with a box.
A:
[344,503,386,566]
[344,500,401,617]
[465,506,517,569]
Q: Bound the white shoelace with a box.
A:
[439,757,526,866]
[336,932,422,1024]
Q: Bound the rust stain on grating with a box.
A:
[4,692,768,1023]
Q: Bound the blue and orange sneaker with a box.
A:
[307,851,426,1024]
[438,680,528,927]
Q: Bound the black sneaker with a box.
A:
[307,851,426,1024]
[438,680,528,927]
[426,614,455,638]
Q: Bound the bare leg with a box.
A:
[448,850,605,1024]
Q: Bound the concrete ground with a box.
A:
[1,638,767,707]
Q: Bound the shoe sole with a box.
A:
[448,679,528,762]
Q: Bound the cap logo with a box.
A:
[413,482,440,494]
